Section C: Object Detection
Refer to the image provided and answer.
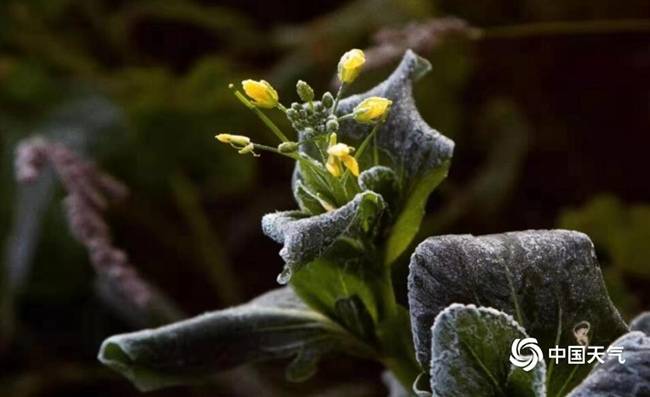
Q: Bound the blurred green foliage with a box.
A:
[559,195,650,318]
[559,195,650,279]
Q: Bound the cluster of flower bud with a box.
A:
[216,48,392,182]
[286,91,336,136]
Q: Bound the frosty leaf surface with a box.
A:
[408,230,628,395]
[428,304,545,397]
[568,331,650,397]
[262,191,384,283]
[98,288,361,391]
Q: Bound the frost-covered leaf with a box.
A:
[336,50,455,264]
[294,180,328,215]
[429,304,545,397]
[630,312,650,335]
[262,191,385,283]
[334,294,377,344]
[358,166,400,214]
[98,288,363,391]
[290,255,386,329]
[568,331,650,397]
[384,160,449,265]
[408,230,628,395]
[294,155,344,209]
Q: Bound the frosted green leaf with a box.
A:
[358,166,399,213]
[568,331,650,397]
[294,180,328,215]
[334,294,377,344]
[98,288,363,391]
[429,304,545,397]
[262,191,385,283]
[408,230,628,395]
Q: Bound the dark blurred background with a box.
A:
[1,1,649,396]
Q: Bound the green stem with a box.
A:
[374,267,421,390]
[356,123,381,161]
[332,84,344,115]
[555,364,580,397]
[252,143,298,159]
[229,85,290,142]
[314,135,328,163]
[373,130,379,166]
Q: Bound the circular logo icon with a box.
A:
[510,338,544,372]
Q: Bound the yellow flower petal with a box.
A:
[326,155,342,177]
[242,79,279,108]
[215,133,250,145]
[338,49,366,84]
[341,154,359,176]
[353,96,392,124]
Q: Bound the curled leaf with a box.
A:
[262,191,385,283]
[358,166,399,213]
[98,288,363,391]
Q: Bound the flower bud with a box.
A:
[303,127,315,138]
[286,108,298,120]
[328,132,337,146]
[321,92,334,108]
[353,96,392,124]
[326,118,339,133]
[215,133,250,146]
[278,141,299,153]
[337,49,365,84]
[296,80,315,102]
[242,79,279,108]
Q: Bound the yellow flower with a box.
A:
[353,96,392,124]
[325,133,359,177]
[215,133,250,146]
[337,49,366,84]
[241,79,279,108]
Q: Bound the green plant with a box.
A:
[94,50,649,396]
